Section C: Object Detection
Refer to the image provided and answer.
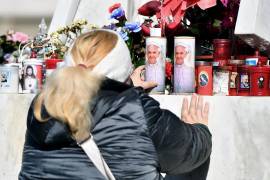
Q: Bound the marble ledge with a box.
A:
[1,94,270,180]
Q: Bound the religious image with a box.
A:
[23,65,38,93]
[0,71,10,87]
[173,40,195,93]
[230,72,237,88]
[213,70,230,95]
[240,74,249,88]
[145,37,166,93]
[146,44,161,65]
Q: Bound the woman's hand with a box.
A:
[130,65,157,90]
[181,94,209,126]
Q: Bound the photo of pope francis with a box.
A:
[145,43,165,92]
[173,43,195,93]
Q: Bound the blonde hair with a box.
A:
[71,30,118,68]
[34,30,117,142]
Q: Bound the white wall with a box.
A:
[0,0,151,36]
[1,94,270,180]
[49,0,150,33]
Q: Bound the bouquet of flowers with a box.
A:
[0,30,29,64]
[46,1,241,90]
[48,19,97,59]
[138,0,241,56]
[105,3,145,67]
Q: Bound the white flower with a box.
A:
[151,15,159,27]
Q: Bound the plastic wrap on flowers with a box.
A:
[0,31,29,64]
[107,3,145,67]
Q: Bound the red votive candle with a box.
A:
[45,59,63,77]
[249,65,270,96]
[228,60,245,96]
[195,61,213,96]
[213,39,231,66]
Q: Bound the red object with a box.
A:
[165,61,173,80]
[138,1,161,16]
[51,53,58,59]
[108,3,121,13]
[196,61,213,95]
[160,0,183,25]
[24,60,43,90]
[228,60,245,96]
[166,21,179,31]
[197,0,217,10]
[46,59,63,69]
[141,23,151,36]
[237,65,250,96]
[36,65,43,89]
[186,0,201,8]
[30,51,37,58]
[258,56,268,65]
[239,51,268,66]
[213,39,231,66]
[249,66,270,96]
[138,0,217,36]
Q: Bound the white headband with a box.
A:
[63,29,133,83]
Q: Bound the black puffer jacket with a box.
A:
[19,79,212,180]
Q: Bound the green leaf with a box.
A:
[213,19,222,28]
[190,27,200,35]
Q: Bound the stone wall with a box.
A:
[1,94,270,179]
